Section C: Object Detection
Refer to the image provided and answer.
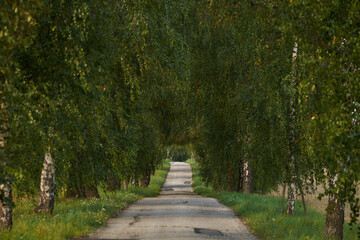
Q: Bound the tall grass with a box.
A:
[0,159,170,240]
[187,159,359,240]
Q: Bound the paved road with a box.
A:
[89,162,257,240]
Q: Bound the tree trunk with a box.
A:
[123,179,128,190]
[140,170,151,188]
[286,160,296,215]
[286,182,295,215]
[299,185,307,216]
[286,42,298,216]
[0,180,12,229]
[34,149,55,214]
[131,178,139,187]
[0,102,12,229]
[323,193,345,240]
[281,182,286,214]
[236,160,243,192]
[323,177,345,240]
[243,161,252,193]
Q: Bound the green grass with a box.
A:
[0,159,170,240]
[186,159,359,240]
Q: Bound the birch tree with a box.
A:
[34,149,55,214]
[286,42,299,215]
[0,109,12,229]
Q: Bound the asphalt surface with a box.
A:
[88,162,257,240]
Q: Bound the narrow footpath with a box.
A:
[89,162,257,240]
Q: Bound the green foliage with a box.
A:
[1,0,176,198]
[168,145,192,162]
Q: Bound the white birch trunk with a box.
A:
[286,182,296,215]
[0,100,12,229]
[34,148,55,214]
[286,42,298,215]
[243,161,252,193]
[0,181,12,229]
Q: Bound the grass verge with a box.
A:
[0,159,170,240]
[186,159,359,240]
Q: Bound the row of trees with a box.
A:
[186,1,359,240]
[0,0,192,230]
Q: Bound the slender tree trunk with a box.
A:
[0,101,12,229]
[0,180,12,229]
[123,179,128,190]
[299,185,307,216]
[132,178,139,187]
[140,170,151,188]
[34,149,55,214]
[286,181,295,215]
[323,177,345,240]
[281,182,286,214]
[130,175,139,187]
[286,160,296,215]
[243,161,252,193]
[236,159,243,192]
[286,42,298,215]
